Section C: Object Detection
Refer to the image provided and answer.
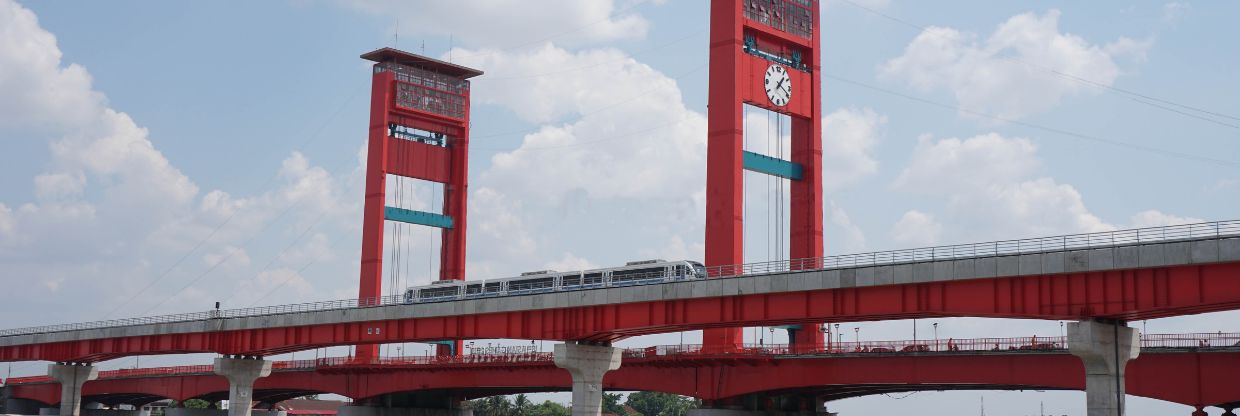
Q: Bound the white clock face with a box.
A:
[764,64,792,107]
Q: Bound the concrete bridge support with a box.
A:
[48,363,98,416]
[553,343,621,416]
[1068,320,1139,416]
[213,357,272,416]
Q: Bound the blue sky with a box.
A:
[2,0,1239,414]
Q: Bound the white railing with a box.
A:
[1,220,1237,338]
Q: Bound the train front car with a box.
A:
[684,260,707,279]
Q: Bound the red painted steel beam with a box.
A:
[7,352,1239,409]
[3,263,1240,363]
[704,0,748,349]
[787,0,824,352]
[356,69,395,361]
[385,137,450,183]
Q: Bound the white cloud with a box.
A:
[894,133,1039,192]
[891,210,942,246]
[469,187,537,259]
[890,132,1208,246]
[544,252,598,272]
[0,0,101,130]
[881,9,1150,121]
[0,0,371,323]
[642,235,705,264]
[0,204,13,236]
[454,44,707,202]
[236,268,314,305]
[827,200,867,253]
[453,43,690,124]
[278,232,335,266]
[1128,210,1203,228]
[33,172,85,201]
[340,0,650,48]
[823,107,885,189]
[894,133,1112,240]
[202,245,252,270]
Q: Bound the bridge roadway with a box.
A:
[1,222,1239,363]
[3,333,1239,414]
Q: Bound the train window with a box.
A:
[418,285,460,300]
[562,273,583,286]
[612,267,666,283]
[583,272,604,285]
[509,277,554,292]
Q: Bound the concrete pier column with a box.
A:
[1067,320,1139,416]
[553,343,621,416]
[1191,407,1207,416]
[1221,407,1237,416]
[213,357,272,416]
[48,363,98,416]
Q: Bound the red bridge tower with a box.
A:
[357,48,483,359]
[705,0,824,350]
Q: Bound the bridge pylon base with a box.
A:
[1068,320,1139,416]
[47,363,98,416]
[553,343,621,416]
[213,358,272,416]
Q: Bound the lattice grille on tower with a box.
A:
[377,62,470,119]
[743,0,814,39]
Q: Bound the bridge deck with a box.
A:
[1,221,1238,362]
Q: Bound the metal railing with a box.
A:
[1140,332,1240,348]
[5,332,1237,385]
[1,220,1237,339]
[704,220,1240,278]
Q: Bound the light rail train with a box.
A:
[403,259,707,303]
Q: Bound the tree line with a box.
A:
[469,392,698,416]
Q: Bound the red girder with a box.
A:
[6,351,1239,409]
[3,263,1239,363]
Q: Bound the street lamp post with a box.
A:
[854,327,860,343]
[933,322,939,351]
